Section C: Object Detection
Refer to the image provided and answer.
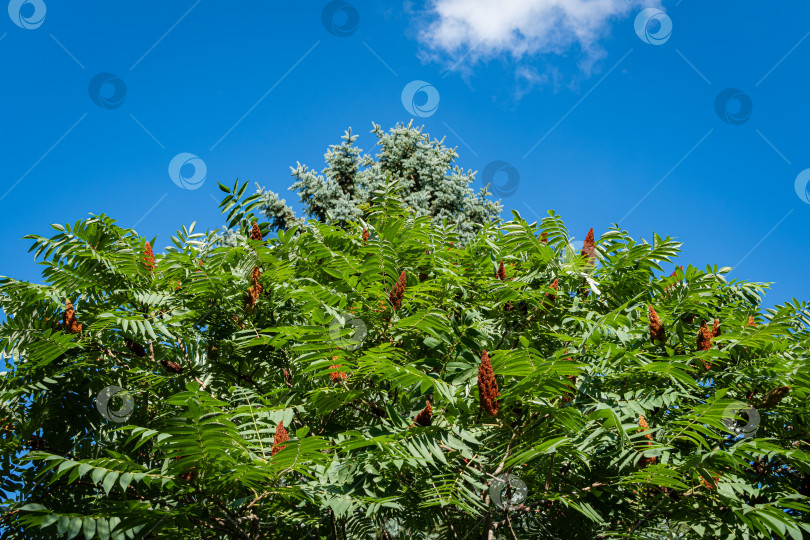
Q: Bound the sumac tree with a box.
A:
[1,179,809,539]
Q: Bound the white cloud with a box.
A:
[418,0,661,72]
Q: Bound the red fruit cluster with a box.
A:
[414,401,433,427]
[496,261,506,281]
[245,266,263,309]
[664,266,683,292]
[160,358,184,374]
[696,320,714,370]
[250,221,263,241]
[477,350,500,417]
[699,473,721,490]
[329,365,345,382]
[329,356,346,382]
[63,300,82,334]
[639,415,653,441]
[638,415,657,466]
[696,321,713,351]
[648,305,666,345]
[581,228,596,265]
[389,271,406,311]
[362,228,370,244]
[272,421,289,456]
[143,241,156,273]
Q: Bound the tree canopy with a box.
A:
[1,176,809,539]
[253,122,502,245]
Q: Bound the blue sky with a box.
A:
[1,0,809,312]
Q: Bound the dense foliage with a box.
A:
[253,121,502,244]
[1,178,810,539]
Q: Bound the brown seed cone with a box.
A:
[244,266,263,309]
[143,241,156,273]
[747,315,756,327]
[63,300,82,334]
[761,386,790,408]
[697,320,712,351]
[581,228,596,265]
[496,260,506,281]
[414,401,433,427]
[648,305,666,345]
[477,350,500,417]
[697,320,713,370]
[160,358,184,374]
[272,421,289,455]
[250,221,263,241]
[712,319,721,337]
[639,415,653,441]
[389,270,406,311]
[362,228,369,244]
[540,232,548,243]
[124,338,146,358]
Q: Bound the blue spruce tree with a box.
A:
[254,121,503,244]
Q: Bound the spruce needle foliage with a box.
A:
[253,121,502,245]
